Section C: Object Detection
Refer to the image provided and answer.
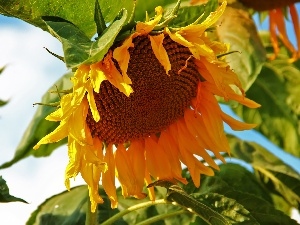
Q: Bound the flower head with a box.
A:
[34,1,260,212]
[239,0,300,62]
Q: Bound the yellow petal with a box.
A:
[86,85,100,122]
[113,33,138,84]
[145,136,173,181]
[201,1,226,28]
[33,120,68,149]
[221,111,257,131]
[90,63,108,93]
[68,97,93,146]
[46,94,73,121]
[158,131,187,184]
[64,137,82,190]
[102,144,118,208]
[149,34,171,74]
[115,144,146,199]
[127,141,147,196]
[97,52,133,97]
[165,27,194,48]
[136,6,163,35]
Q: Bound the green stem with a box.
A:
[86,200,98,225]
[101,199,169,225]
[135,209,188,225]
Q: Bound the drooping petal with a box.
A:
[33,120,68,149]
[113,33,138,84]
[221,111,257,131]
[272,8,297,60]
[165,1,227,60]
[89,63,108,93]
[102,144,118,208]
[144,136,174,181]
[64,137,83,190]
[158,131,187,184]
[115,144,146,199]
[149,33,171,74]
[289,4,300,59]
[46,94,73,121]
[127,140,147,196]
[81,161,104,212]
[177,118,220,170]
[95,52,133,97]
[86,84,100,122]
[68,97,93,146]
[136,6,163,35]
[201,1,227,28]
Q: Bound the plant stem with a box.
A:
[135,209,188,225]
[101,199,169,225]
[86,200,98,225]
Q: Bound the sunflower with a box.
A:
[34,1,260,212]
[239,0,300,62]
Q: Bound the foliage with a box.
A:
[0,176,27,203]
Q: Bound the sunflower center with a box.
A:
[86,35,200,144]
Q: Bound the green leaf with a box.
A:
[0,72,72,169]
[229,135,300,208]
[233,33,300,157]
[0,65,5,74]
[166,185,231,225]
[193,193,259,225]
[0,0,96,38]
[44,9,128,68]
[216,2,266,91]
[168,0,218,28]
[83,8,128,65]
[43,16,92,68]
[0,99,9,107]
[150,180,257,225]
[0,0,134,38]
[192,163,299,225]
[26,185,127,225]
[118,186,192,225]
[94,0,107,36]
[0,176,27,203]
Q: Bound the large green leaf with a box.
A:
[216,1,266,91]
[165,184,256,225]
[0,0,134,38]
[228,135,300,209]
[27,184,187,225]
[26,185,127,225]
[188,163,299,225]
[233,32,300,157]
[0,176,27,203]
[43,8,128,68]
[0,72,72,169]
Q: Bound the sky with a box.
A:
[0,5,300,225]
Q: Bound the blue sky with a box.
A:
[0,4,300,224]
